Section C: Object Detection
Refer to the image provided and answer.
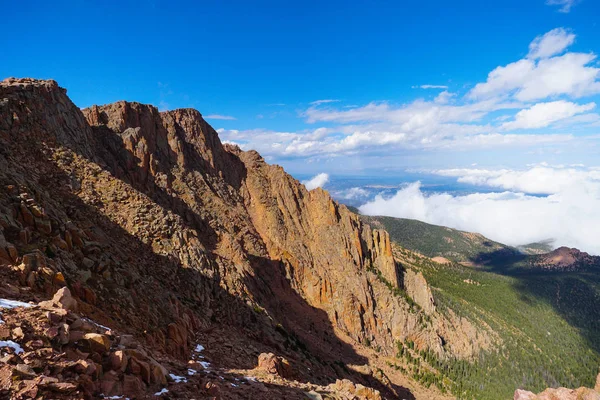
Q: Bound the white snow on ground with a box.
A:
[154,388,169,396]
[0,340,24,354]
[169,373,187,383]
[194,344,205,352]
[0,299,33,309]
[245,376,257,382]
[231,383,239,387]
[187,368,197,376]
[82,317,111,332]
[199,361,211,369]
[0,298,33,325]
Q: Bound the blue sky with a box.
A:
[2,0,600,174]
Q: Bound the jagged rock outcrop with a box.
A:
[0,77,489,398]
[514,374,600,399]
[403,269,435,314]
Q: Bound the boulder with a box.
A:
[123,374,145,396]
[109,350,128,372]
[39,287,77,311]
[82,333,111,353]
[257,352,292,378]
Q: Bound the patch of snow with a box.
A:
[169,373,187,383]
[187,368,197,376]
[0,340,24,354]
[194,344,205,353]
[0,299,33,326]
[82,317,111,332]
[154,388,169,396]
[199,361,211,369]
[231,383,238,387]
[0,299,33,309]
[245,376,257,382]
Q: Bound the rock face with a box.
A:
[257,352,292,378]
[514,375,600,400]
[0,78,489,398]
[403,269,435,314]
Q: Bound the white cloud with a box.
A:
[501,100,595,130]
[528,28,575,59]
[205,114,236,120]
[302,173,329,190]
[469,28,600,101]
[434,91,455,104]
[431,165,600,194]
[359,166,600,254]
[469,53,600,101]
[545,0,580,13]
[334,187,370,200]
[211,28,597,165]
[310,99,340,105]
[416,85,449,89]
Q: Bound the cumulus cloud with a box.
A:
[205,114,237,120]
[434,90,455,104]
[217,126,571,157]
[469,54,600,101]
[302,173,329,190]
[545,0,580,13]
[501,100,595,130]
[528,28,576,59]
[469,28,600,101]
[211,28,597,163]
[359,166,600,254]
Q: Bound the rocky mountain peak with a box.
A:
[0,78,491,399]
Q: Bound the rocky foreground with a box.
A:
[514,374,600,400]
[0,77,485,399]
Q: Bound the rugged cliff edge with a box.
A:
[0,78,489,399]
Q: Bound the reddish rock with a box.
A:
[82,333,111,353]
[257,352,292,378]
[100,370,122,396]
[122,374,145,396]
[109,350,128,372]
[39,287,78,311]
[205,381,221,398]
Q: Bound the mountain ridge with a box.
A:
[0,77,486,399]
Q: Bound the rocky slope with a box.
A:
[527,246,600,271]
[514,374,600,400]
[0,78,489,399]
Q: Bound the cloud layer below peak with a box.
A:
[359,165,600,255]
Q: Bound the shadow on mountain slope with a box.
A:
[0,96,419,398]
[2,142,416,399]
